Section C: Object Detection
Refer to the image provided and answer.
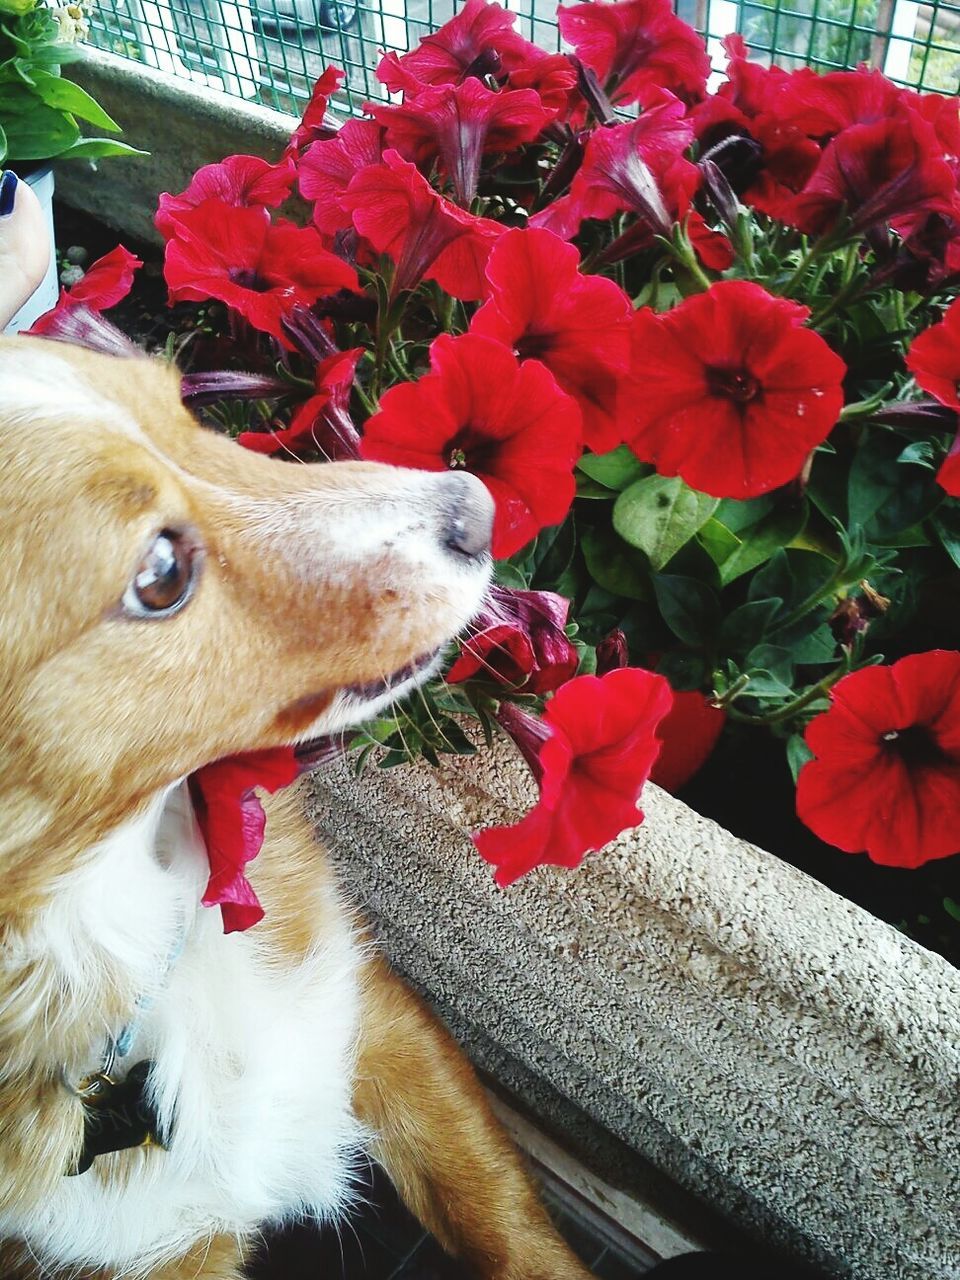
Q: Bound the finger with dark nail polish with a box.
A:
[0,171,18,218]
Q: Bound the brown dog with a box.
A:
[0,336,593,1280]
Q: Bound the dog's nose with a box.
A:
[443,472,494,560]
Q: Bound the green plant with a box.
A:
[0,0,139,166]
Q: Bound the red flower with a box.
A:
[366,79,553,205]
[284,65,345,159]
[906,300,960,497]
[299,120,384,237]
[470,226,632,454]
[716,33,787,117]
[163,199,359,343]
[446,585,578,693]
[648,690,725,792]
[473,668,672,886]
[796,651,960,868]
[506,52,579,116]
[155,154,297,240]
[558,0,709,107]
[376,0,539,95]
[937,433,960,498]
[359,332,581,557]
[784,113,956,237]
[906,296,960,411]
[771,66,905,140]
[343,150,502,300]
[238,348,362,459]
[628,280,846,499]
[30,245,142,335]
[530,92,697,240]
[190,748,300,932]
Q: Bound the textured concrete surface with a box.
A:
[55,50,293,245]
[307,738,960,1280]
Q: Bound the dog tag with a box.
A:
[67,1060,166,1176]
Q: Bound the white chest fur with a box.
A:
[1,784,365,1275]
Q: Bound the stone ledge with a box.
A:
[54,49,294,244]
[307,738,960,1280]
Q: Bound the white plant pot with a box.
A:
[3,166,59,335]
[308,740,960,1280]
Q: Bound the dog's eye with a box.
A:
[123,529,199,618]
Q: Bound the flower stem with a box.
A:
[724,663,849,727]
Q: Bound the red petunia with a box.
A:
[284,65,345,159]
[558,0,709,107]
[530,92,697,240]
[506,51,580,116]
[366,79,553,205]
[784,112,956,237]
[796,651,960,868]
[163,199,359,343]
[634,280,844,494]
[343,149,503,300]
[716,33,787,118]
[190,748,301,932]
[376,0,540,95]
[30,245,143,335]
[648,690,725,792]
[906,298,960,497]
[446,585,578,693]
[359,332,582,557]
[299,120,384,237]
[470,226,632,454]
[692,38,822,223]
[473,668,673,886]
[771,65,905,140]
[155,154,297,240]
[906,296,960,412]
[238,348,362,459]
[628,280,846,499]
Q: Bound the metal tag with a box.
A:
[67,1060,166,1176]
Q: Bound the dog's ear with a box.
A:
[33,304,140,360]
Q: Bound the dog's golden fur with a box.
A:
[0,336,592,1280]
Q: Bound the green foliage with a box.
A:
[0,0,140,164]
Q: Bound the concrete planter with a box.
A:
[307,740,960,1280]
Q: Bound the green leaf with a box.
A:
[748,547,793,605]
[718,501,808,585]
[614,475,718,571]
[745,643,794,685]
[581,526,649,600]
[786,734,814,783]
[719,598,783,656]
[778,622,838,665]
[577,446,650,492]
[528,517,576,590]
[714,494,775,534]
[698,516,741,566]
[743,668,794,700]
[0,119,6,164]
[28,69,121,130]
[652,574,721,646]
[655,650,708,691]
[55,137,145,160]
[849,431,942,539]
[930,504,960,570]
[1,98,77,158]
[898,440,939,471]
[494,560,529,589]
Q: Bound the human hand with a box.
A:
[0,171,53,330]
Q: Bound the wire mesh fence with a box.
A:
[88,0,960,118]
